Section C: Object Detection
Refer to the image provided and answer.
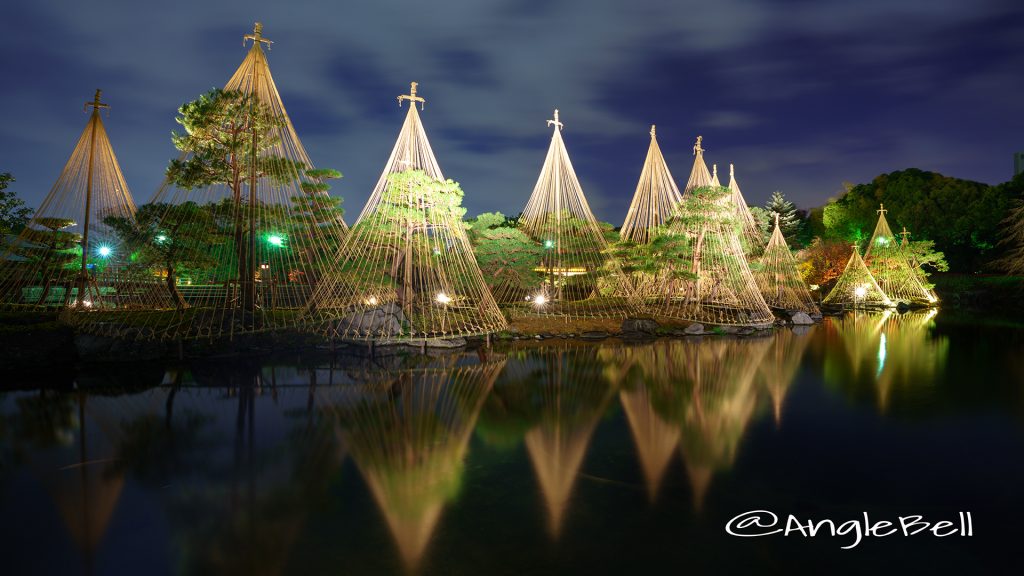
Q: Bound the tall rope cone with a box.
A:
[301,82,507,341]
[684,135,713,193]
[755,215,820,315]
[68,23,348,341]
[899,227,939,301]
[0,90,137,311]
[620,125,682,245]
[822,244,893,308]
[644,145,775,326]
[495,109,635,318]
[864,204,936,305]
[727,163,767,256]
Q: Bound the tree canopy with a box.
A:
[0,173,32,238]
[818,169,1022,272]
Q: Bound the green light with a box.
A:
[543,240,555,249]
[267,234,285,247]
[98,245,112,257]
[876,237,889,245]
[156,234,167,243]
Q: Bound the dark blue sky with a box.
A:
[2,0,1022,224]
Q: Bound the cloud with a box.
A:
[2,0,1022,224]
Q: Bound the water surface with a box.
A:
[1,311,1022,575]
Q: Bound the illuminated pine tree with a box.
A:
[821,244,892,308]
[498,109,634,318]
[864,204,935,304]
[643,185,774,326]
[303,83,506,341]
[0,90,136,311]
[755,214,820,315]
[764,191,801,243]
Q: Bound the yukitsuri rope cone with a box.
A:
[302,83,506,342]
[0,90,137,311]
[619,126,683,245]
[727,164,767,256]
[642,183,775,327]
[899,226,939,302]
[498,110,633,318]
[710,163,721,187]
[69,23,348,341]
[683,135,714,192]
[319,353,505,571]
[754,214,820,316]
[821,244,893,308]
[864,204,935,305]
[618,126,683,301]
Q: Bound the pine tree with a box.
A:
[764,191,802,243]
[467,212,543,300]
[13,218,81,305]
[0,173,32,237]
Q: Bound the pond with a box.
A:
[1,311,1022,575]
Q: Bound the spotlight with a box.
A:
[97,245,112,257]
[435,292,452,305]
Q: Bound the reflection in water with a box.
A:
[756,327,815,425]
[320,352,506,571]
[824,310,948,411]
[482,345,616,538]
[0,332,824,574]
[639,338,772,509]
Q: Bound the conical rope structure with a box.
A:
[864,204,935,305]
[301,83,506,341]
[642,184,775,326]
[67,23,348,341]
[683,135,713,193]
[0,90,137,311]
[619,126,683,245]
[710,163,721,187]
[498,110,634,319]
[755,215,820,315]
[727,164,766,256]
[899,226,939,302]
[821,244,893,308]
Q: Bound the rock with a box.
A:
[719,325,743,334]
[334,305,405,337]
[579,331,610,340]
[684,323,705,335]
[792,325,812,336]
[621,318,660,334]
[422,337,466,349]
[791,312,814,325]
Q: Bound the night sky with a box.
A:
[2,0,1022,224]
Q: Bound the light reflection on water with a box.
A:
[1,311,1021,575]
